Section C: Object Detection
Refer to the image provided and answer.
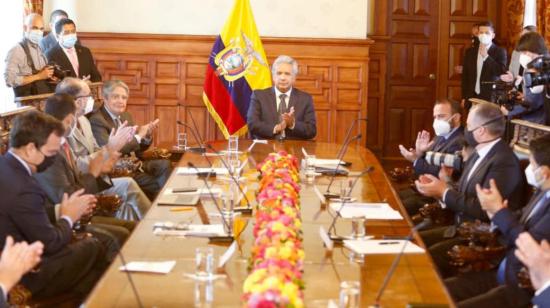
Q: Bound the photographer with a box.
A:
[4,14,57,97]
[501,32,548,125]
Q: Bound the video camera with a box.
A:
[425,151,463,171]
[483,80,525,111]
[47,61,71,80]
[524,56,550,88]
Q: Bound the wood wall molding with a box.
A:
[78,32,373,148]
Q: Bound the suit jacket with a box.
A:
[414,126,464,177]
[247,87,317,140]
[533,285,550,307]
[444,140,526,222]
[461,44,507,102]
[0,152,72,256]
[68,116,102,174]
[39,32,57,54]
[88,106,151,156]
[45,43,101,82]
[492,190,550,286]
[33,146,108,205]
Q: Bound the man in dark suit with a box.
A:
[461,21,507,108]
[247,55,316,140]
[415,102,526,277]
[444,134,550,307]
[40,9,74,53]
[0,110,109,300]
[0,236,43,308]
[45,18,101,82]
[398,99,465,215]
[88,80,172,199]
[516,232,550,307]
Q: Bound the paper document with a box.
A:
[312,158,345,167]
[165,187,222,197]
[330,202,403,220]
[344,240,425,254]
[176,167,229,175]
[153,224,226,237]
[119,260,176,274]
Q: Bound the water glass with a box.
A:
[177,132,187,149]
[304,154,316,184]
[194,280,214,307]
[350,217,366,239]
[339,281,360,308]
[195,247,214,278]
[340,179,352,201]
[227,135,239,153]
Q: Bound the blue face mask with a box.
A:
[26,30,43,45]
[61,33,77,48]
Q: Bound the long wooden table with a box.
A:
[84,140,454,307]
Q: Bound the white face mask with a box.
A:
[519,53,532,69]
[478,34,492,45]
[60,33,77,49]
[26,30,43,45]
[432,114,455,136]
[525,163,544,188]
[84,97,94,114]
[530,85,545,94]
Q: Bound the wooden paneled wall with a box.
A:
[78,33,373,148]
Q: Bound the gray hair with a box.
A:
[103,80,129,98]
[271,55,298,77]
[55,77,87,97]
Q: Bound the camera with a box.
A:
[47,61,71,80]
[484,80,524,111]
[425,151,463,171]
[524,56,550,88]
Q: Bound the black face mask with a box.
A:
[36,154,57,173]
[464,128,478,147]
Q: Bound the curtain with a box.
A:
[501,0,525,52]
[537,0,550,46]
[23,0,43,17]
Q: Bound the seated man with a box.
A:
[247,55,316,140]
[89,80,172,200]
[398,99,464,215]
[0,110,110,300]
[415,102,526,277]
[45,18,101,82]
[0,236,43,307]
[444,134,550,307]
[4,13,56,97]
[56,77,151,220]
[515,232,550,307]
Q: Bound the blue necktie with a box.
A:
[496,257,507,284]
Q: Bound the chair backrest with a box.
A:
[0,106,35,154]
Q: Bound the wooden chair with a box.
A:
[0,106,35,154]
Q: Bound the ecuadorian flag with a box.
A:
[202,0,272,138]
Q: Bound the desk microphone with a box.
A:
[176,120,206,154]
[188,162,234,242]
[205,144,252,215]
[371,218,433,307]
[326,166,374,243]
[324,133,364,198]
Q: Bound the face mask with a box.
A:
[61,33,77,49]
[530,85,545,94]
[84,97,94,114]
[464,128,478,147]
[525,164,544,188]
[36,152,57,173]
[432,115,455,136]
[478,34,492,45]
[26,30,43,45]
[519,54,532,69]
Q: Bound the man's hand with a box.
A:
[439,165,454,183]
[37,66,54,80]
[415,130,434,157]
[146,119,160,136]
[107,120,134,152]
[88,149,108,178]
[500,71,514,83]
[475,179,506,219]
[415,174,447,199]
[137,119,160,139]
[479,44,488,57]
[500,105,510,116]
[282,107,295,129]
[0,236,44,293]
[273,120,286,134]
[398,144,417,162]
[515,232,550,290]
[102,150,121,174]
[59,189,97,223]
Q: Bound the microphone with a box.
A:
[336,118,367,159]
[187,162,234,242]
[326,166,374,243]
[371,218,433,307]
[205,144,252,215]
[176,120,206,154]
[324,132,364,198]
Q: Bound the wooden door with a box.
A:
[383,0,440,159]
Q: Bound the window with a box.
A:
[524,0,537,28]
[0,1,23,111]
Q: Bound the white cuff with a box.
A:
[134,134,142,144]
[61,215,73,229]
[440,188,450,208]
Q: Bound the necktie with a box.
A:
[67,48,79,77]
[521,191,549,224]
[115,117,122,128]
[279,94,287,115]
[63,142,73,167]
[458,152,479,192]
[496,257,507,284]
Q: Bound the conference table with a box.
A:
[84,140,454,307]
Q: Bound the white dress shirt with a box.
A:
[475,43,491,94]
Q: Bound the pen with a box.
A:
[170,207,194,212]
[378,241,400,245]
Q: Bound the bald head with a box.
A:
[467,102,505,139]
[55,77,92,117]
[23,14,44,42]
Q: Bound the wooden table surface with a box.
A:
[84,140,454,307]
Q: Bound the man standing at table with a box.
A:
[247,55,316,140]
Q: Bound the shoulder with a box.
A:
[6,43,24,59]
[88,108,108,125]
[292,88,313,100]
[76,45,93,56]
[45,45,62,58]
[253,87,273,96]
